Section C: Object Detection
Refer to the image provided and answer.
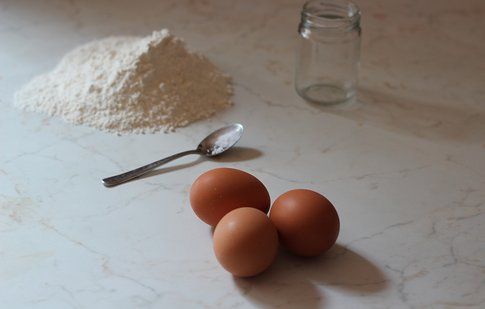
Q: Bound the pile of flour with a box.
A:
[14,29,232,134]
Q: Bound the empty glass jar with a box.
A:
[295,0,361,105]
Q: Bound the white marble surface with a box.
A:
[1,0,484,308]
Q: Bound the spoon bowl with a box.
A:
[198,123,244,156]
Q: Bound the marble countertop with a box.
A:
[1,0,484,308]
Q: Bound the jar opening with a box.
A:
[302,0,360,29]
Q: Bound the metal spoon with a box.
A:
[102,123,244,187]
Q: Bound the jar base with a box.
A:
[297,83,355,105]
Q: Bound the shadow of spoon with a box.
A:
[119,146,263,185]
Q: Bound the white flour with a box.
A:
[14,29,232,134]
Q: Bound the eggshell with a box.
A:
[190,168,270,226]
[213,207,279,277]
[269,189,339,257]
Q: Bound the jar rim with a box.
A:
[302,0,361,29]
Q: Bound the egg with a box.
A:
[213,207,279,277]
[190,168,270,226]
[269,189,339,257]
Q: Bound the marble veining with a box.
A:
[1,0,484,308]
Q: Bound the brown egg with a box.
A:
[190,168,270,226]
[213,207,279,277]
[269,189,339,257]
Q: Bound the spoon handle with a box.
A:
[102,149,200,187]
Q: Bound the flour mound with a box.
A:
[14,29,232,134]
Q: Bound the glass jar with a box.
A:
[295,0,361,105]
